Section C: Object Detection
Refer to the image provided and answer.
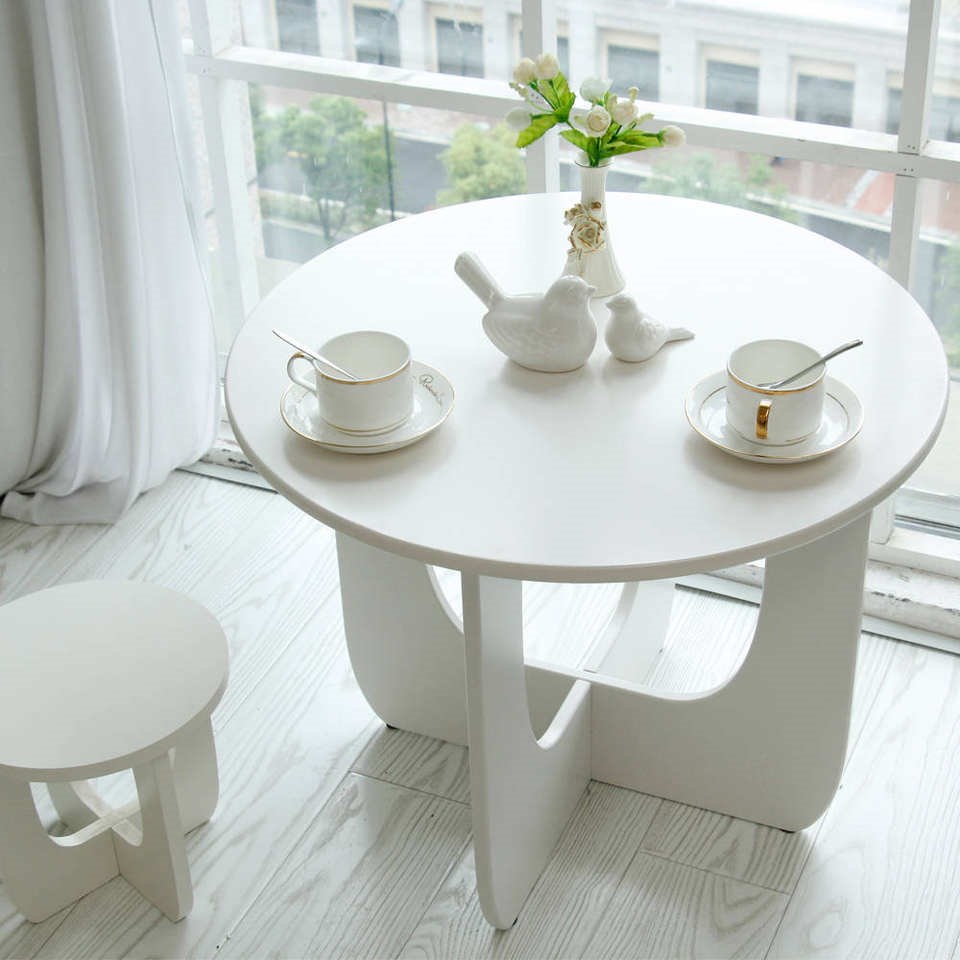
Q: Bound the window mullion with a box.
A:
[521,0,559,193]
[898,0,940,153]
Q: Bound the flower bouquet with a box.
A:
[507,53,686,295]
[506,53,684,167]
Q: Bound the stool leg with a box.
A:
[172,718,219,832]
[113,754,193,922]
[0,777,118,923]
[47,780,102,832]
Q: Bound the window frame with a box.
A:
[186,0,960,562]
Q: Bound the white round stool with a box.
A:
[0,581,228,923]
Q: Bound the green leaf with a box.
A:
[531,79,558,111]
[552,74,576,120]
[615,130,663,147]
[601,141,648,157]
[560,128,591,152]
[516,113,558,148]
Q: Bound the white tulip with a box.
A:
[661,124,686,147]
[535,52,560,80]
[584,105,612,136]
[610,98,640,126]
[579,76,611,103]
[506,106,533,131]
[513,58,536,85]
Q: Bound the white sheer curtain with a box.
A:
[1,0,218,524]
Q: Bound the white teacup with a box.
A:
[726,340,826,445]
[287,330,413,435]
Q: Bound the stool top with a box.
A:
[0,581,228,781]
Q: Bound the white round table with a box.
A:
[227,193,948,928]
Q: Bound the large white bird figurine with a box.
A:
[604,293,694,362]
[455,252,598,372]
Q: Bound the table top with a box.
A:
[226,193,948,582]
[0,581,228,779]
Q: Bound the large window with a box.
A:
[189,0,960,556]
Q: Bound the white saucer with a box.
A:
[684,371,863,464]
[280,360,454,454]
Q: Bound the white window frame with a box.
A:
[187,0,960,571]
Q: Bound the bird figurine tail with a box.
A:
[454,252,503,307]
[665,327,695,343]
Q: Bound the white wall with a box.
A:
[0,1,43,496]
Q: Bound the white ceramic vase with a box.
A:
[563,155,625,298]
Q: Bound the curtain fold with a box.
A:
[2,0,218,524]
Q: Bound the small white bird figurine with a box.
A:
[455,252,597,372]
[604,293,694,362]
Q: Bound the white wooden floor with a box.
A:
[1,470,959,959]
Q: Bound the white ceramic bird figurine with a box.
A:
[455,252,598,372]
[604,293,694,362]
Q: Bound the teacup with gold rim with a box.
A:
[726,340,826,445]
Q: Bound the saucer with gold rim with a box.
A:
[281,360,454,454]
[684,371,863,464]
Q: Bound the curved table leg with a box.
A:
[462,574,591,929]
[591,511,872,829]
[336,533,467,745]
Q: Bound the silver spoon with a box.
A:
[760,338,863,390]
[272,329,359,381]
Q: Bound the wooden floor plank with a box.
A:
[583,852,787,959]
[0,520,106,604]
[220,774,472,960]
[639,635,897,894]
[768,642,960,959]
[353,727,471,804]
[61,471,266,586]
[399,782,661,960]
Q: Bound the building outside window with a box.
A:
[436,18,484,77]
[354,5,401,66]
[794,61,855,127]
[276,0,320,55]
[606,42,659,99]
[704,49,759,114]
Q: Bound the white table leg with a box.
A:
[591,511,872,830]
[461,574,591,929]
[337,532,468,745]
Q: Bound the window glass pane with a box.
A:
[276,0,319,54]
[706,61,758,114]
[795,75,854,127]
[190,80,521,353]
[608,45,659,99]
[559,143,890,269]
[353,5,400,66]
[930,7,960,145]
[561,1,905,130]
[902,180,960,508]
